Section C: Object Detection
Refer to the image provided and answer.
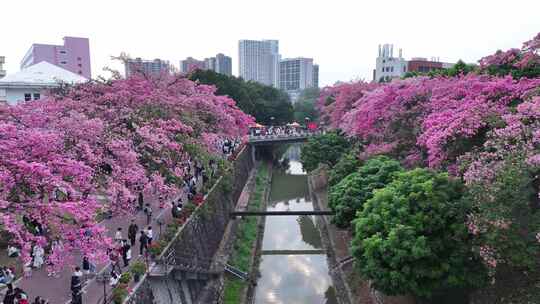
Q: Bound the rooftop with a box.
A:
[0,61,87,87]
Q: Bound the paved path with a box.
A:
[14,177,202,304]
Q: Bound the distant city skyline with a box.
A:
[2,0,540,86]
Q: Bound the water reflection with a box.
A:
[255,255,338,304]
[254,145,337,304]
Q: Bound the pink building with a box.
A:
[20,36,91,79]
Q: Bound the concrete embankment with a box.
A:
[125,146,254,304]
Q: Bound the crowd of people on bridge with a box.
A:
[249,122,321,137]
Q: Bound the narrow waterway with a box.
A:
[254,145,338,304]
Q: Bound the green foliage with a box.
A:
[190,69,294,124]
[328,148,362,186]
[352,168,487,298]
[329,156,402,228]
[119,272,132,284]
[464,153,540,270]
[223,165,268,303]
[130,261,147,276]
[300,131,351,172]
[112,285,129,304]
[293,87,320,122]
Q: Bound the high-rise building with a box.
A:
[215,53,232,76]
[374,44,407,82]
[180,54,232,76]
[238,40,280,87]
[204,57,216,71]
[279,58,314,91]
[179,57,205,74]
[20,36,91,79]
[279,58,318,103]
[0,57,5,79]
[312,64,319,88]
[124,58,171,77]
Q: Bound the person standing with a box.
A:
[144,203,152,225]
[128,220,138,247]
[139,230,148,256]
[146,226,153,246]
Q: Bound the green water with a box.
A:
[254,145,338,304]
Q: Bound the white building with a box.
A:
[279,57,318,103]
[374,44,407,82]
[0,61,87,105]
[238,40,280,88]
[0,56,5,79]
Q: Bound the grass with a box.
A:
[223,164,268,303]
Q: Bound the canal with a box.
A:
[254,145,338,304]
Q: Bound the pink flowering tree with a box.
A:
[458,96,540,271]
[320,32,540,278]
[480,32,540,79]
[0,73,253,269]
[317,81,378,129]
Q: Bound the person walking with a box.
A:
[121,240,131,267]
[138,191,144,211]
[3,283,15,304]
[32,243,44,269]
[139,230,148,256]
[82,256,90,276]
[146,226,153,246]
[144,203,152,225]
[70,267,83,304]
[128,220,138,247]
[114,227,123,243]
[108,248,121,273]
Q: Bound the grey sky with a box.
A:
[3,0,540,86]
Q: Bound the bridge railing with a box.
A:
[248,130,322,142]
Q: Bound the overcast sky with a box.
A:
[2,0,540,86]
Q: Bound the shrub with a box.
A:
[130,261,147,276]
[329,156,402,228]
[119,272,132,284]
[352,168,487,298]
[300,131,351,172]
[328,148,362,186]
[112,285,129,304]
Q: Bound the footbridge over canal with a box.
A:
[247,131,322,162]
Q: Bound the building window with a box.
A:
[60,61,67,64]
[33,93,40,100]
[77,57,82,61]
[24,93,32,101]
[78,71,82,74]
[59,50,67,54]
[78,63,82,67]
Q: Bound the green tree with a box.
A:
[189,69,293,124]
[328,148,362,187]
[293,87,320,122]
[300,131,350,172]
[352,168,486,298]
[328,156,402,228]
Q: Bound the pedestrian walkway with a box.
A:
[14,181,200,304]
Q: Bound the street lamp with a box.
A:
[270,116,275,126]
[96,273,111,304]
